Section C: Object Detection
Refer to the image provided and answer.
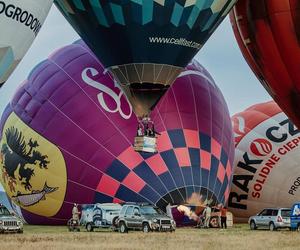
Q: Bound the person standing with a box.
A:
[220,205,228,229]
[137,124,143,136]
[203,205,211,228]
[166,203,174,219]
[72,203,80,223]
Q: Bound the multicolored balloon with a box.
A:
[0,0,53,87]
[0,41,234,224]
[230,0,300,130]
[229,101,300,222]
[54,0,237,118]
[0,190,11,211]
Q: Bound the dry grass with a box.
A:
[0,224,299,250]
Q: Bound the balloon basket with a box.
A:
[133,136,157,153]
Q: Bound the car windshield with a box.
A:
[281,209,291,217]
[0,206,11,216]
[140,206,163,215]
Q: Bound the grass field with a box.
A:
[0,224,299,250]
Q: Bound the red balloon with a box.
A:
[230,0,300,129]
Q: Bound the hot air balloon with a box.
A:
[230,0,300,130]
[229,101,300,222]
[0,0,53,88]
[54,0,237,133]
[0,40,234,225]
[0,189,11,211]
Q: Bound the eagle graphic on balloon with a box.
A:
[1,128,48,188]
[0,127,58,208]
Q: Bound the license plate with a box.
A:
[162,225,170,229]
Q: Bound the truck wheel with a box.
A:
[269,222,276,231]
[119,222,128,233]
[86,223,94,232]
[142,223,151,233]
[250,220,257,230]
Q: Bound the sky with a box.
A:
[0,5,272,192]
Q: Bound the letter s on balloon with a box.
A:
[82,67,132,120]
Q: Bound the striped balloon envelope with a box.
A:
[230,0,300,133]
[54,0,237,118]
[229,101,300,222]
[0,41,234,224]
[0,190,11,211]
[0,0,53,88]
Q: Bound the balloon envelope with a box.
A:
[0,0,53,87]
[230,0,300,130]
[229,101,300,222]
[0,41,234,224]
[54,0,237,117]
[0,190,12,211]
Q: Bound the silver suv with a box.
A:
[0,204,23,233]
[117,203,176,233]
[248,208,291,231]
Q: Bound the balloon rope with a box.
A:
[154,99,186,203]
[170,86,189,200]
[190,75,200,194]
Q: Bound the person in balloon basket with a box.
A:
[220,204,228,229]
[203,205,212,228]
[137,124,144,136]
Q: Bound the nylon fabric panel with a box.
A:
[0,0,53,86]
[229,101,300,222]
[54,0,237,117]
[230,0,300,130]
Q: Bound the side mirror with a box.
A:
[134,212,140,216]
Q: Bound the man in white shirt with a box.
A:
[203,205,211,228]
[72,203,80,222]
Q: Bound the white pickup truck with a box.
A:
[80,203,122,232]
